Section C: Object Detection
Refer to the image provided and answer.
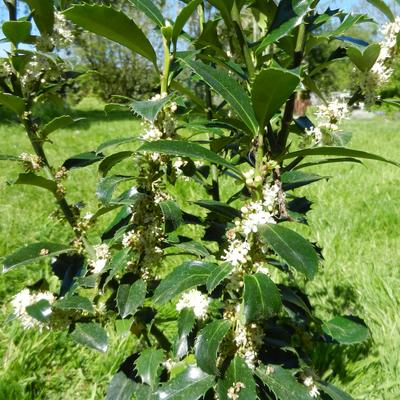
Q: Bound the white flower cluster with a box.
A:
[361,17,400,104]
[227,382,246,400]
[36,12,74,51]
[89,244,110,274]
[122,229,140,248]
[141,125,163,141]
[222,239,250,267]
[176,289,209,319]
[233,320,264,369]
[305,99,348,146]
[304,376,320,398]
[11,289,54,329]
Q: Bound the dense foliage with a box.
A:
[1,0,399,399]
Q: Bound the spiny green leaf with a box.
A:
[153,261,218,305]
[117,279,147,319]
[156,365,214,400]
[366,0,395,21]
[206,263,234,293]
[317,381,354,400]
[174,308,196,359]
[2,21,32,46]
[243,273,282,323]
[322,316,369,344]
[26,299,52,323]
[160,200,184,233]
[54,296,94,313]
[0,93,25,115]
[106,372,136,400]
[256,365,311,400]
[12,173,57,193]
[63,151,104,170]
[258,224,319,280]
[71,322,108,352]
[98,151,133,177]
[347,44,381,72]
[128,0,165,27]
[131,94,173,122]
[252,68,300,127]
[179,58,259,134]
[96,136,137,154]
[40,115,81,138]
[135,349,164,388]
[172,0,202,44]
[281,170,327,191]
[195,319,231,375]
[26,0,54,35]
[63,4,157,65]
[2,242,70,272]
[96,175,134,205]
[281,146,400,167]
[217,356,257,400]
[138,140,243,177]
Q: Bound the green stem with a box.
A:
[161,37,171,94]
[277,23,307,155]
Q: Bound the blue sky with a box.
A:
[0,0,396,57]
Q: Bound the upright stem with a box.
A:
[22,115,77,229]
[161,37,171,94]
[277,23,307,155]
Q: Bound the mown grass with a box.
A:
[0,100,399,399]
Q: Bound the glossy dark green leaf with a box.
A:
[281,146,400,167]
[256,365,311,400]
[26,0,54,35]
[281,171,326,191]
[54,295,94,313]
[323,14,369,37]
[258,224,319,279]
[322,316,369,344]
[160,200,184,233]
[195,319,231,375]
[40,115,79,138]
[172,0,202,44]
[2,21,32,46]
[179,58,258,134]
[26,299,52,323]
[135,348,164,388]
[63,151,103,170]
[12,173,57,193]
[317,381,354,400]
[104,248,132,286]
[366,0,395,21]
[155,365,214,400]
[153,261,218,305]
[243,273,282,323]
[71,322,108,352]
[256,0,313,53]
[217,356,257,400]
[117,279,147,319]
[128,0,165,27]
[63,5,157,65]
[206,263,234,293]
[96,175,134,205]
[96,136,137,154]
[252,68,300,127]
[98,151,133,177]
[0,93,25,115]
[294,157,363,170]
[194,200,241,219]
[174,308,196,359]
[131,94,173,122]
[138,140,242,176]
[2,242,70,272]
[207,0,233,26]
[106,372,136,400]
[347,44,381,72]
[174,241,210,258]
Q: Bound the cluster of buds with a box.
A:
[176,289,210,319]
[19,152,43,172]
[89,244,111,274]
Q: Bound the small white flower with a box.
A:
[241,201,275,235]
[227,382,245,400]
[309,385,320,398]
[89,244,110,274]
[222,240,250,267]
[176,289,209,319]
[304,376,314,387]
[141,125,163,141]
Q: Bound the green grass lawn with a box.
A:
[0,100,399,399]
